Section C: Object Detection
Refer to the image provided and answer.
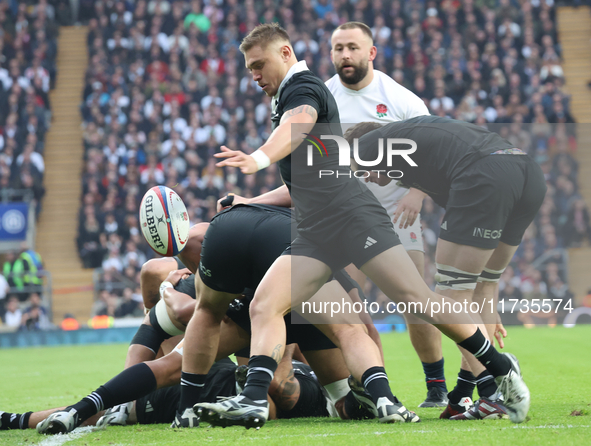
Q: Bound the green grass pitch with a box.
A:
[1,325,590,445]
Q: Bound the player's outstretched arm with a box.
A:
[214,104,318,174]
[249,185,292,207]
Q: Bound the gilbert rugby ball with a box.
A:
[140,186,190,256]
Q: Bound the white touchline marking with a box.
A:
[191,424,591,442]
[35,426,94,446]
[31,423,591,446]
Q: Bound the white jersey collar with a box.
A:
[273,60,309,113]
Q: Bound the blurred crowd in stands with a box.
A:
[0,1,66,330]
[0,1,73,214]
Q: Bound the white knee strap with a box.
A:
[434,263,479,291]
[477,266,506,283]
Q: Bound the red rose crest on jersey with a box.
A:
[377,103,388,118]
[410,232,417,242]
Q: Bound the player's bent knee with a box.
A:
[140,258,164,280]
[434,263,480,291]
[130,324,164,355]
[477,266,506,283]
[148,355,182,387]
[330,323,363,343]
[249,295,286,321]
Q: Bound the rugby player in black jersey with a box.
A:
[344,116,546,419]
[196,23,531,428]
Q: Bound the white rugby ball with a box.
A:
[139,186,190,256]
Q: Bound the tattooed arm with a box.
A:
[214,104,318,174]
[268,344,301,412]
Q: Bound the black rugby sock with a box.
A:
[447,369,476,405]
[241,355,277,402]
[70,363,157,422]
[361,367,397,405]
[457,329,511,377]
[422,358,447,392]
[0,411,32,430]
[179,371,207,411]
[476,371,497,399]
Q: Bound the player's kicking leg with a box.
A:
[196,254,418,428]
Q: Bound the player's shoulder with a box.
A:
[373,70,413,96]
[373,70,429,117]
[287,70,326,91]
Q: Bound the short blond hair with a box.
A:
[239,23,291,54]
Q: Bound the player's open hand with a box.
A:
[393,188,426,229]
[214,146,258,174]
[165,268,192,287]
[494,314,507,349]
[216,193,250,212]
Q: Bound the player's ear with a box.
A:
[368,45,377,62]
[280,44,292,62]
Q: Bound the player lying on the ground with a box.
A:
[345,115,547,420]
[198,23,529,430]
[1,345,332,431]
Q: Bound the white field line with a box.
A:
[125,424,591,444]
[29,423,591,446]
[33,426,94,446]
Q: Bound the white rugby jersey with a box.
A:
[325,70,430,208]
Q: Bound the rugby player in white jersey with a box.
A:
[326,22,448,408]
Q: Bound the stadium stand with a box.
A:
[0,1,62,214]
[73,0,587,321]
[0,1,71,329]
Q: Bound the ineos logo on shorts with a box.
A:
[305,134,417,179]
[473,228,503,239]
[199,262,212,277]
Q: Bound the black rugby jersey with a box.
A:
[272,69,371,231]
[357,115,518,207]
